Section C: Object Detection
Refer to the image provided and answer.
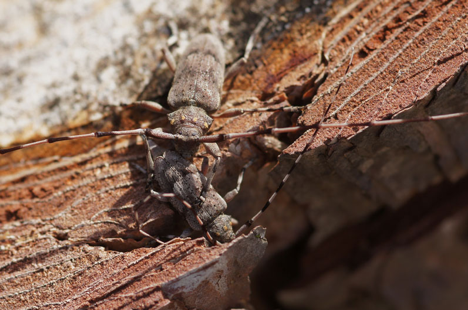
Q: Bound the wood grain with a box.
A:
[2,0,468,309]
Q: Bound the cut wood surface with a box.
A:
[1,0,468,309]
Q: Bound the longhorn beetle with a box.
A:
[0,19,270,244]
[1,20,468,245]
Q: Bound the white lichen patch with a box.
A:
[0,0,233,147]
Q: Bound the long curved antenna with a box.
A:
[199,111,468,144]
[2,111,468,155]
[0,128,179,155]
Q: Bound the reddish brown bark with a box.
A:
[2,0,468,309]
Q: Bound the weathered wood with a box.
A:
[2,0,468,309]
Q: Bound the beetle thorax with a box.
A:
[167,106,213,158]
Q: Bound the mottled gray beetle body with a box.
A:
[167,34,225,158]
[168,34,225,113]
[149,140,236,243]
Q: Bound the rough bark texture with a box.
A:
[0,223,266,309]
[0,1,274,309]
[1,0,468,310]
